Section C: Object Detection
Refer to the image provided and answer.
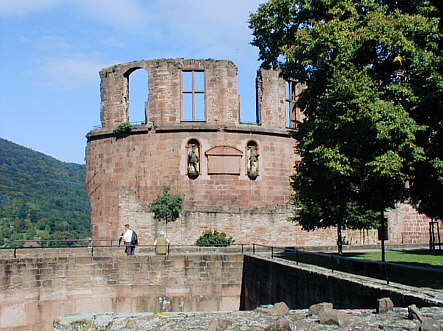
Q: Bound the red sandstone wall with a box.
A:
[86,129,296,240]
[386,203,435,244]
[0,253,243,331]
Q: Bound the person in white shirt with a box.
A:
[121,223,136,255]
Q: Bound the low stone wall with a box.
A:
[240,255,443,311]
[0,252,243,331]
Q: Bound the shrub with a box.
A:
[195,230,234,247]
[113,122,133,134]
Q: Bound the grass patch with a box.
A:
[343,249,443,269]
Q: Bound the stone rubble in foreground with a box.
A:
[54,302,443,331]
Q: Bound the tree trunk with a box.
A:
[337,221,343,255]
[380,209,385,262]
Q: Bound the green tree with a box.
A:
[249,0,440,255]
[408,1,443,221]
[149,187,183,225]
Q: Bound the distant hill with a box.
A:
[0,138,90,247]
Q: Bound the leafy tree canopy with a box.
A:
[249,0,441,235]
[149,187,183,224]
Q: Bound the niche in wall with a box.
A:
[206,146,243,175]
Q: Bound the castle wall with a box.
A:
[86,128,296,240]
[88,58,433,246]
[0,253,243,331]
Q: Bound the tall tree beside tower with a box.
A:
[249,0,441,255]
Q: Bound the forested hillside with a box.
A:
[0,138,90,247]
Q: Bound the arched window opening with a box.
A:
[186,139,200,179]
[246,141,259,180]
[128,68,149,124]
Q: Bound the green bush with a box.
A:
[113,122,133,134]
[195,230,234,247]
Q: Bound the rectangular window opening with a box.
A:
[182,93,193,121]
[182,70,205,121]
[195,93,205,121]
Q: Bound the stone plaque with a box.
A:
[206,146,243,175]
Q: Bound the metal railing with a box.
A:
[251,243,393,283]
[3,240,440,287]
[0,239,251,258]
[251,244,443,287]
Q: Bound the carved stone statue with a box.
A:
[247,146,259,179]
[187,144,200,179]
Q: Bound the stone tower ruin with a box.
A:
[85,58,430,246]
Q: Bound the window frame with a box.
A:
[182,70,206,122]
[285,81,297,129]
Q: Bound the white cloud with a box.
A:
[32,57,116,89]
[0,0,59,16]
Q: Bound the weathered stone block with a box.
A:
[376,297,394,314]
[318,308,349,327]
[308,302,333,316]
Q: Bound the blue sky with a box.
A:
[0,0,265,164]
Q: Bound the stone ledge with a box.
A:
[86,124,152,140]
[85,123,293,140]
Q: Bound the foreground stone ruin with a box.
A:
[54,302,443,331]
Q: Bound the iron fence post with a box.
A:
[14,248,16,258]
[253,243,255,254]
[271,246,274,259]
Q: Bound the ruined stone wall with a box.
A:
[256,68,287,129]
[0,253,243,331]
[100,59,241,128]
[118,194,382,247]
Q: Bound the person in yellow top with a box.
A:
[154,231,169,255]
